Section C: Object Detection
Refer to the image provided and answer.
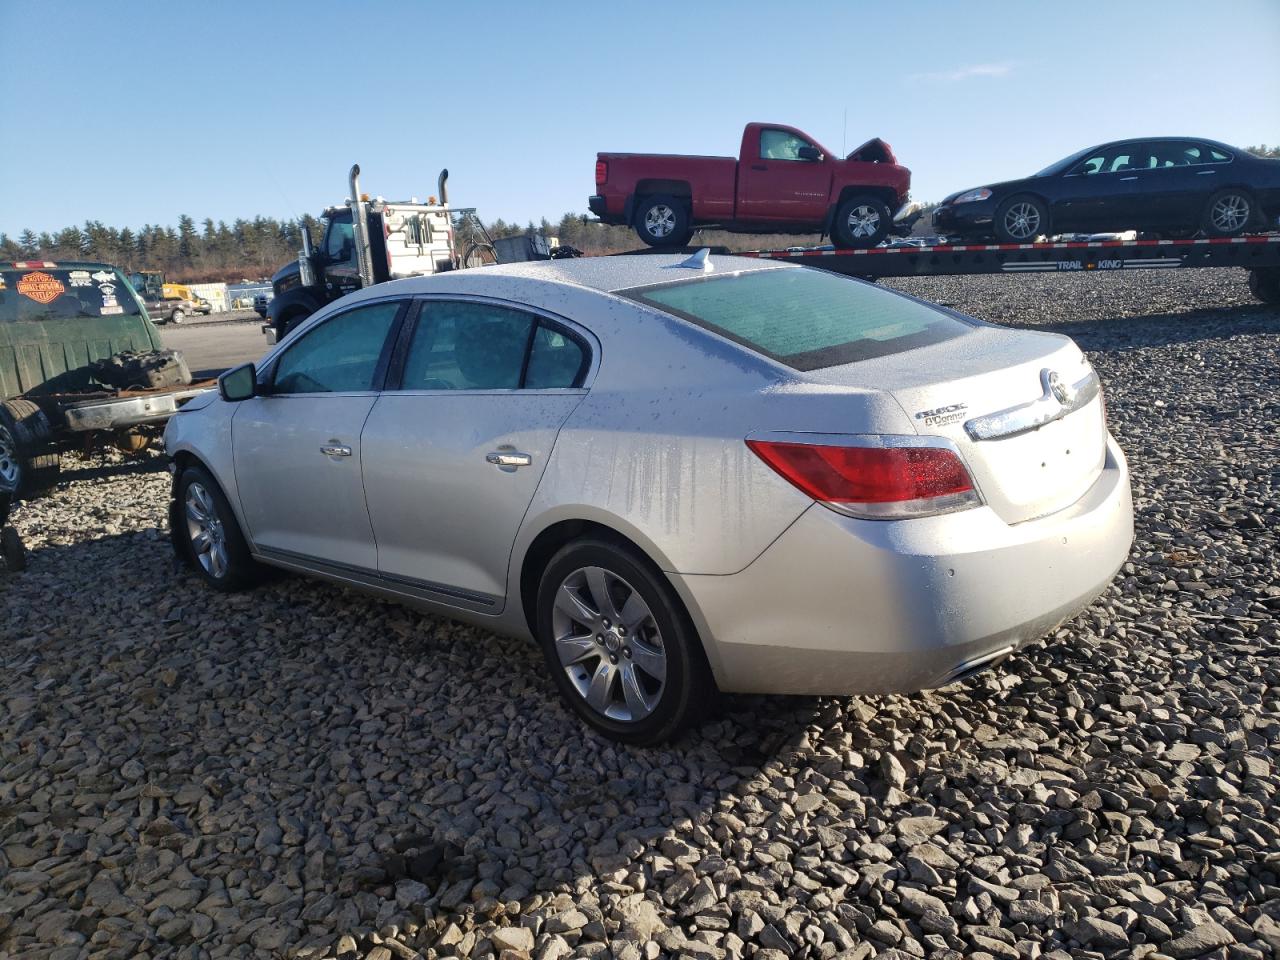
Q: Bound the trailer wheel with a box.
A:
[2,525,27,572]
[832,195,891,248]
[1249,267,1280,305]
[634,195,693,248]
[0,399,61,499]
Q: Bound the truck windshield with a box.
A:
[624,267,971,371]
[0,267,143,323]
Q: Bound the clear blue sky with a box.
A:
[2,0,1278,236]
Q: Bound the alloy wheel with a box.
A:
[0,426,19,490]
[1211,194,1250,233]
[645,205,676,239]
[1003,202,1041,240]
[847,205,881,238]
[551,565,668,722]
[185,482,229,579]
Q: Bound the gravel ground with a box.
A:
[2,268,1277,960]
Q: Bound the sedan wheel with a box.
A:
[174,464,259,591]
[1205,191,1252,236]
[536,537,713,743]
[185,481,230,580]
[553,565,668,723]
[999,200,1042,241]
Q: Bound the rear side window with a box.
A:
[0,267,142,322]
[398,300,588,390]
[624,268,971,371]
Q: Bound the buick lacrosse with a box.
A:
[165,253,1133,742]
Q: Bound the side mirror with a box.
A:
[797,145,822,162]
[219,362,258,402]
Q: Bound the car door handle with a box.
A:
[1119,176,1138,181]
[1196,169,1217,175]
[320,443,352,458]
[486,451,532,468]
[751,164,768,171]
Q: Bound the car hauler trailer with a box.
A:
[738,234,1280,303]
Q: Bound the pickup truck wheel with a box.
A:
[173,464,259,592]
[634,195,693,248]
[0,399,60,499]
[832,195,892,248]
[169,309,185,325]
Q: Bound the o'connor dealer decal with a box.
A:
[16,271,66,303]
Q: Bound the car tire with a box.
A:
[832,195,892,248]
[536,537,714,744]
[634,195,693,248]
[0,399,60,499]
[1249,267,1280,305]
[170,309,185,325]
[2,524,27,571]
[994,195,1049,243]
[172,463,259,592]
[1202,189,1254,238]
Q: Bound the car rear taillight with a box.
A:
[746,438,982,519]
[595,160,608,185]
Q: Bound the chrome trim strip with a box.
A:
[964,368,1100,442]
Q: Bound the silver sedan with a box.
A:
[164,252,1133,743]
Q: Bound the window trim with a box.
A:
[759,127,816,163]
[383,293,596,394]
[263,297,409,397]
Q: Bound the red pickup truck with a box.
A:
[590,122,915,248]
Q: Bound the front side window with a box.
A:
[624,268,972,371]
[272,300,400,394]
[759,129,812,161]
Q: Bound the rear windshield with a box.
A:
[625,267,971,370]
[0,267,142,323]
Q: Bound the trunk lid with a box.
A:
[813,327,1107,524]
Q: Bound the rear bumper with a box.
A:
[588,195,626,225]
[672,436,1133,695]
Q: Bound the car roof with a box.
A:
[1081,136,1240,154]
[400,251,793,296]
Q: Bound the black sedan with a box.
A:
[933,138,1280,242]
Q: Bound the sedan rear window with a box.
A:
[625,268,971,371]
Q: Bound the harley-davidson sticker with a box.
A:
[17,271,65,304]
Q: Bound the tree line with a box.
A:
[4,144,1275,280]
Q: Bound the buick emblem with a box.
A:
[1043,369,1074,405]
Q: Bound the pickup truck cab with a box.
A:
[591,123,915,248]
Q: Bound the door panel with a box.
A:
[233,395,380,568]
[738,128,830,222]
[361,393,584,605]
